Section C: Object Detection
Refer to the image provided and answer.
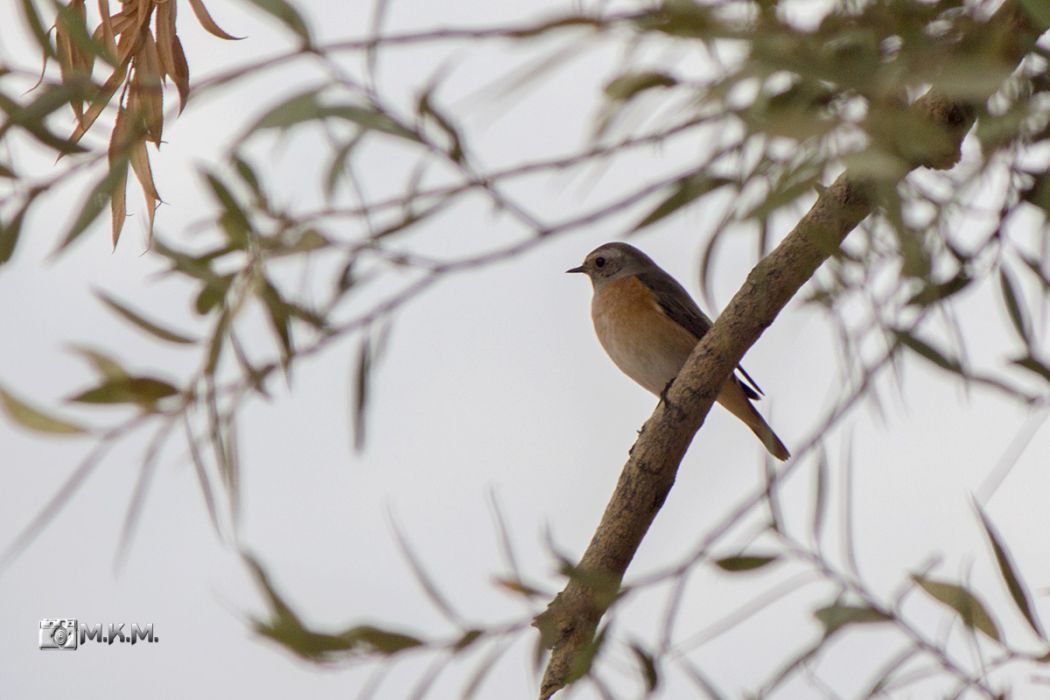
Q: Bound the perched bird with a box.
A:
[567,242,790,460]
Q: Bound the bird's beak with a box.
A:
[565,265,585,274]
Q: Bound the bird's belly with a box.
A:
[591,282,698,395]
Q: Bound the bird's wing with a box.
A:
[636,270,764,400]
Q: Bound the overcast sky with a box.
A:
[2,1,1049,698]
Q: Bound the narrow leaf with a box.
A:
[814,604,891,637]
[0,385,86,435]
[604,71,677,101]
[187,0,242,39]
[631,173,730,232]
[0,196,34,265]
[629,642,660,692]
[54,165,126,255]
[1012,355,1050,384]
[19,0,54,57]
[338,625,424,656]
[905,271,972,307]
[258,278,292,362]
[245,553,423,660]
[894,330,963,374]
[244,0,312,41]
[96,291,197,344]
[249,89,323,131]
[351,334,373,452]
[129,140,159,237]
[69,376,179,406]
[418,92,464,162]
[248,89,419,142]
[68,344,128,381]
[912,575,1002,642]
[714,554,780,572]
[322,104,418,141]
[1000,267,1032,346]
[203,171,251,246]
[975,503,1046,640]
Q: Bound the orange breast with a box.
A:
[590,276,699,395]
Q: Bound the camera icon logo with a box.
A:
[39,619,78,650]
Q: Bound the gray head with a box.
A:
[566,242,658,289]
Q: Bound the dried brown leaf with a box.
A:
[187,0,241,40]
[130,140,159,236]
[97,0,118,61]
[170,36,190,111]
[110,162,128,246]
[68,51,127,144]
[55,0,90,123]
[108,107,134,246]
[131,32,164,145]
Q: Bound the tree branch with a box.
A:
[533,4,1044,697]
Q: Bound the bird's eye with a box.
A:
[594,257,606,268]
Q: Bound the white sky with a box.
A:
[1,1,1049,699]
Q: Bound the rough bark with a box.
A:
[533,4,1043,698]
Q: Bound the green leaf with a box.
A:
[194,278,230,316]
[714,554,780,572]
[351,335,371,452]
[244,0,312,42]
[999,267,1031,346]
[604,71,677,101]
[905,271,972,307]
[912,575,1002,642]
[453,629,483,652]
[337,625,424,655]
[975,503,1046,640]
[322,104,419,141]
[96,291,197,345]
[0,197,33,265]
[418,91,464,163]
[203,171,251,247]
[258,278,293,363]
[68,345,129,381]
[244,553,423,661]
[231,155,265,204]
[53,165,127,255]
[743,162,823,222]
[633,2,715,38]
[69,377,179,406]
[323,136,361,197]
[1012,355,1050,384]
[249,89,419,142]
[250,89,324,130]
[0,385,86,435]
[814,604,891,637]
[631,173,731,231]
[894,330,963,374]
[18,0,55,58]
[629,642,660,692]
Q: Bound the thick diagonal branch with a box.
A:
[533,5,1041,698]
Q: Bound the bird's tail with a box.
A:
[717,379,791,461]
[746,413,791,461]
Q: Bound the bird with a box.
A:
[567,242,790,461]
